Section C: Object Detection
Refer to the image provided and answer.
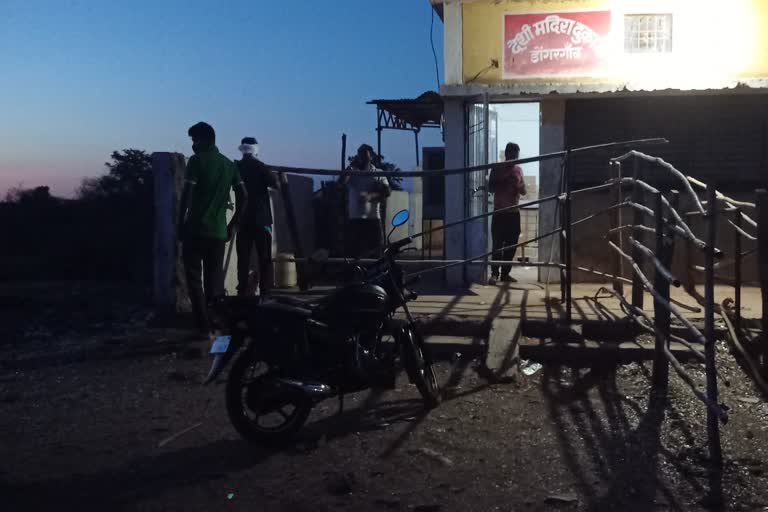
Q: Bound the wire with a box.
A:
[430,7,440,90]
[466,63,494,84]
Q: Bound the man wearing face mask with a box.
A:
[178,122,247,339]
[339,144,391,258]
[235,137,278,296]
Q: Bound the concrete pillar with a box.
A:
[443,1,463,86]
[151,152,190,313]
[538,100,566,283]
[443,97,467,286]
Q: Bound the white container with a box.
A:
[274,253,297,289]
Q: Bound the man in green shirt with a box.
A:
[178,122,247,338]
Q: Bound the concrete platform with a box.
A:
[273,282,761,369]
[405,282,761,323]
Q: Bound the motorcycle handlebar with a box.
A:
[404,275,421,288]
[387,236,413,254]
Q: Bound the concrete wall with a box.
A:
[567,188,759,285]
[538,100,565,283]
[152,152,190,312]
[443,97,467,286]
[443,1,463,86]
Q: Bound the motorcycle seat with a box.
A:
[259,299,313,318]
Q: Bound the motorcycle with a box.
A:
[204,209,441,443]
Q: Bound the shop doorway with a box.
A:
[466,101,540,284]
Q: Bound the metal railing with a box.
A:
[268,140,766,506]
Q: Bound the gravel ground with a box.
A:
[1,283,768,512]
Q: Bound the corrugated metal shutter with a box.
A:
[565,94,768,191]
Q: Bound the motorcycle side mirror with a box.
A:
[391,209,409,227]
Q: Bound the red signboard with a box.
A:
[503,11,611,78]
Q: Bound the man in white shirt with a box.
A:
[340,144,391,258]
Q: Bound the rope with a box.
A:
[269,138,667,178]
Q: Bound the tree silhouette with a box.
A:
[79,149,152,200]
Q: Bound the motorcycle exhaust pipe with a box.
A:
[277,378,333,399]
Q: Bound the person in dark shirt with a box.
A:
[235,137,278,296]
[488,142,526,285]
[179,122,247,338]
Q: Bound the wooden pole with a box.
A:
[704,182,723,507]
[757,189,768,370]
[610,161,625,295]
[564,151,573,323]
[278,172,308,291]
[341,133,347,171]
[631,157,644,309]
[652,190,670,390]
[734,208,742,331]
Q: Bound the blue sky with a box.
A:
[0,0,444,197]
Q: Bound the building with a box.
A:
[431,0,768,285]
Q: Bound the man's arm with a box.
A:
[177,156,199,239]
[227,168,248,240]
[488,168,499,193]
[259,160,279,189]
[516,165,527,197]
[366,175,391,201]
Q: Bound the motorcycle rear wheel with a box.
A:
[226,352,312,444]
[401,330,441,408]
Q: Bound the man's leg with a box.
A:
[501,212,522,279]
[368,219,383,257]
[183,237,209,335]
[346,220,360,259]
[202,237,226,302]
[236,228,255,295]
[490,214,503,279]
[254,227,274,294]
[349,220,367,259]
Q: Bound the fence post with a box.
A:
[757,189,768,369]
[704,182,723,506]
[734,208,742,332]
[564,150,573,323]
[560,200,567,304]
[631,157,644,310]
[652,191,670,390]
[609,161,624,295]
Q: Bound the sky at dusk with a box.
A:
[0,1,444,198]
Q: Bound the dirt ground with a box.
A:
[2,283,768,512]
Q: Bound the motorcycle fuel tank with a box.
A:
[314,283,389,328]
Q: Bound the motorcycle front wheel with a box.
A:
[225,352,313,444]
[401,329,441,409]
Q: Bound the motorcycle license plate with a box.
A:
[210,335,231,354]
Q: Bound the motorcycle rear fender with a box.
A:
[203,325,248,385]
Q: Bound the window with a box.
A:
[624,14,673,53]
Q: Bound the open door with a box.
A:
[466,96,498,284]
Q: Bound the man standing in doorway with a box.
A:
[179,122,247,338]
[235,137,277,296]
[488,142,526,285]
[340,144,391,258]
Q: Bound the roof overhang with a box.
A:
[429,0,443,20]
[367,91,443,131]
[440,78,768,100]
